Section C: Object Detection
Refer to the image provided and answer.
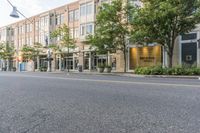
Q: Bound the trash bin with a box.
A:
[2,67,6,71]
[78,65,82,72]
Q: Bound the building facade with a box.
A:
[0,0,199,72]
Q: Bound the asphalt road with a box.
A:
[0,72,200,133]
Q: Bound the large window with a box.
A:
[80,24,85,36]
[69,11,74,22]
[61,14,64,24]
[80,23,93,36]
[56,15,61,25]
[80,2,93,16]
[86,24,93,34]
[86,4,92,15]
[30,24,32,32]
[70,28,74,38]
[35,21,39,31]
[80,4,86,16]
[74,9,79,21]
[181,33,197,40]
[74,28,79,38]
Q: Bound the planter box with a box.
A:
[104,67,112,73]
[97,67,104,73]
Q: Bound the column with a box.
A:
[59,54,62,71]
[89,52,92,71]
[73,54,76,71]
[108,51,111,66]
[16,60,19,72]
[37,56,40,70]
[52,54,56,72]
[79,52,84,71]
[162,46,168,68]
[6,59,9,71]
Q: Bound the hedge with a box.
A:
[134,66,200,75]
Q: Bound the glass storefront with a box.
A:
[63,54,73,70]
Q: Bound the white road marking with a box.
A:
[0,73,200,88]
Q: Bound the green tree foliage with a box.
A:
[131,0,200,67]
[21,43,42,61]
[21,43,42,71]
[87,0,135,72]
[0,42,14,60]
[50,24,75,50]
[50,24,76,72]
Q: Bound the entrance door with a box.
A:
[182,43,197,66]
[64,58,73,70]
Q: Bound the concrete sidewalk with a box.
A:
[47,71,200,79]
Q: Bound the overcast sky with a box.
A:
[0,0,75,27]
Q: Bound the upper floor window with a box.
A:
[80,24,85,35]
[61,14,64,24]
[30,24,32,32]
[26,24,30,33]
[80,4,86,16]
[35,21,39,31]
[80,23,93,36]
[86,4,92,15]
[80,2,93,17]
[74,9,79,21]
[181,33,197,41]
[86,23,93,34]
[56,15,61,25]
[74,28,79,38]
[69,11,74,22]
[70,28,74,38]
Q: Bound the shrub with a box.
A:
[150,66,163,75]
[134,66,200,75]
[97,64,105,68]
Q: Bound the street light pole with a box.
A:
[47,48,51,72]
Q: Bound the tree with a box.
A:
[87,0,134,72]
[0,43,5,58]
[21,43,42,71]
[87,33,115,66]
[131,0,200,68]
[0,42,15,71]
[51,24,75,72]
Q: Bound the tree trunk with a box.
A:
[33,61,35,72]
[167,52,173,68]
[123,47,127,73]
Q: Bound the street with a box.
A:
[0,72,200,133]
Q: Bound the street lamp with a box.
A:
[10,6,19,18]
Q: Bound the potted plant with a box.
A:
[12,67,16,72]
[97,64,105,73]
[104,65,112,73]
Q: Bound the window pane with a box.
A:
[182,33,197,40]
[61,14,64,24]
[86,4,92,15]
[86,24,93,34]
[69,11,74,22]
[75,9,79,20]
[80,5,86,16]
[81,25,85,35]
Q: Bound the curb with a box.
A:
[49,72,200,79]
[7,71,200,80]
[144,75,200,79]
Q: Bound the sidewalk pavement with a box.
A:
[48,71,200,80]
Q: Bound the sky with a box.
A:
[0,0,75,27]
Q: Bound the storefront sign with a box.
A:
[129,45,162,69]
